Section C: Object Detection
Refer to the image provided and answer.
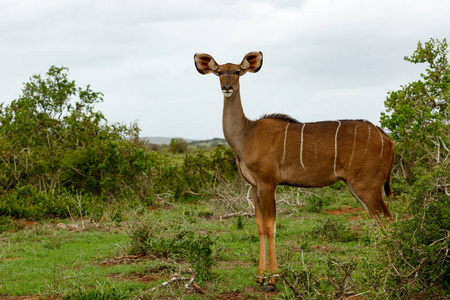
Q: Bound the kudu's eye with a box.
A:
[235,71,241,75]
[217,71,222,75]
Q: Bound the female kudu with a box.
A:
[194,51,394,291]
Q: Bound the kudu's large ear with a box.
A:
[240,51,263,74]
[194,53,219,75]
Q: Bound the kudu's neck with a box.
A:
[222,84,252,157]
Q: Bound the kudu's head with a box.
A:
[194,51,263,98]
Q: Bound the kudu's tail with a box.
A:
[384,148,395,197]
[384,181,393,197]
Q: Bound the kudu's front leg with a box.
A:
[253,184,278,291]
[253,186,267,285]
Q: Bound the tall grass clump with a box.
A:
[127,220,215,281]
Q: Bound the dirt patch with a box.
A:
[214,286,279,300]
[107,271,163,283]
[214,292,245,300]
[3,257,23,261]
[325,207,362,215]
[18,220,36,227]
[310,244,332,252]
[348,216,360,221]
[97,254,146,266]
[325,207,363,221]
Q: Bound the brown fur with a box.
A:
[260,113,301,124]
[194,51,394,288]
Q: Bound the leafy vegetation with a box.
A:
[1,188,383,299]
[379,38,450,299]
[1,38,449,299]
[0,67,239,219]
[127,219,214,281]
[381,38,449,181]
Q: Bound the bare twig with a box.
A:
[138,275,202,299]
[221,212,254,219]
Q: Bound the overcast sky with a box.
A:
[1,0,449,140]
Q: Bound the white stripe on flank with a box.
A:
[348,124,358,170]
[364,125,371,154]
[314,138,318,161]
[375,127,384,159]
[282,123,290,165]
[300,123,306,170]
[334,121,341,177]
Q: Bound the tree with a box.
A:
[379,39,450,298]
[0,66,151,198]
[0,66,106,191]
[169,138,188,154]
[380,38,450,181]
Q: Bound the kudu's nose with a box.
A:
[222,84,232,91]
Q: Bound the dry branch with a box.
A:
[220,212,254,219]
[138,274,204,299]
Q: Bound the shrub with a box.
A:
[169,138,188,154]
[311,218,359,243]
[128,221,215,281]
[304,193,332,213]
[0,215,18,233]
[0,186,77,220]
[384,164,450,298]
[280,257,358,299]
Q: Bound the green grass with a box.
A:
[0,187,387,299]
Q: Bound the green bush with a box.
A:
[0,186,77,219]
[0,66,241,222]
[280,257,358,299]
[384,164,450,298]
[128,221,215,281]
[169,137,188,153]
[311,218,359,243]
[181,144,238,196]
[304,193,332,213]
[0,215,18,233]
[378,38,449,298]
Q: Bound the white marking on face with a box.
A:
[282,123,290,165]
[222,90,233,97]
[300,123,306,170]
[348,124,358,170]
[334,121,341,177]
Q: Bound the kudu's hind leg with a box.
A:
[345,182,392,222]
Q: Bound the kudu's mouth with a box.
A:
[222,89,233,98]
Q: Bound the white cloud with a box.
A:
[1,0,449,139]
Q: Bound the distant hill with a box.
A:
[188,138,228,147]
[144,136,227,146]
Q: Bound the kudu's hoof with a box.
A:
[263,284,276,292]
[255,275,265,286]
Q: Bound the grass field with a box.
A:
[0,186,389,299]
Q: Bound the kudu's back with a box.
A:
[248,118,394,219]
